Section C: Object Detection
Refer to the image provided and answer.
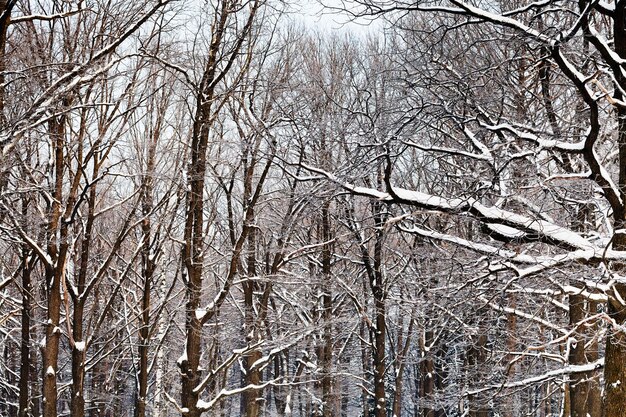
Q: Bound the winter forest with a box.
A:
[5,0,626,416]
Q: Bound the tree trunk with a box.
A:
[136,121,158,417]
[319,202,335,417]
[420,330,436,417]
[604,5,626,417]
[371,205,386,417]
[70,300,86,417]
[42,117,68,417]
[585,300,601,417]
[242,206,262,417]
[0,0,12,128]
[360,321,372,417]
[372,297,386,417]
[503,296,517,417]
[391,315,414,417]
[18,198,33,417]
[467,334,489,417]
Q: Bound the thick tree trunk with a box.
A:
[42,267,62,417]
[467,334,489,417]
[42,117,67,417]
[603,281,626,417]
[372,298,386,417]
[604,5,626,417]
[242,208,262,417]
[420,330,436,417]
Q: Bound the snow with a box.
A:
[486,223,524,238]
[75,341,85,352]
[466,358,604,395]
[177,350,187,366]
[46,366,55,377]
[463,127,493,162]
[196,399,211,410]
[331,164,599,252]
[195,308,206,321]
[599,1,614,12]
[196,301,214,322]
[391,188,465,210]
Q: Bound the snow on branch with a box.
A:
[196,380,278,412]
[480,122,586,153]
[480,296,568,334]
[301,163,599,252]
[1,0,172,157]
[11,8,85,24]
[465,358,604,396]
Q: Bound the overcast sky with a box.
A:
[294,1,380,34]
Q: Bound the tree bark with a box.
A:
[604,4,626,417]
[319,202,335,417]
[467,334,489,417]
[42,116,67,417]
[18,197,34,417]
[242,205,262,417]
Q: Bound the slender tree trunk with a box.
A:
[30,340,40,417]
[586,300,601,417]
[70,148,99,417]
[273,354,285,416]
[319,202,334,417]
[0,0,12,128]
[136,120,158,417]
[371,203,387,417]
[503,296,517,417]
[360,321,372,417]
[70,299,86,417]
[18,198,33,417]
[153,281,169,417]
[392,315,414,417]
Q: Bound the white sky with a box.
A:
[293,1,381,34]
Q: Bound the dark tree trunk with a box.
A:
[420,330,436,417]
[467,334,489,417]
[242,205,262,417]
[604,3,626,415]
[319,202,335,417]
